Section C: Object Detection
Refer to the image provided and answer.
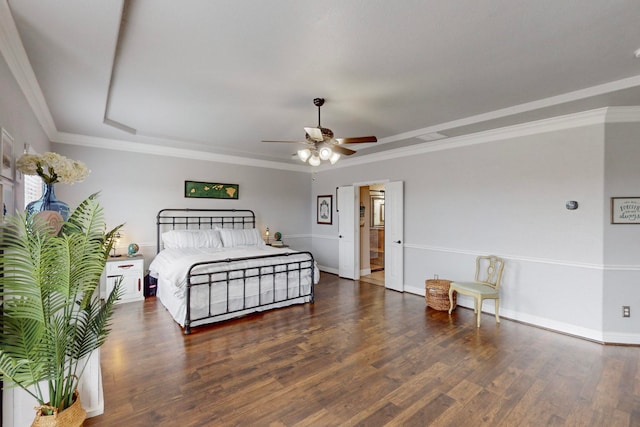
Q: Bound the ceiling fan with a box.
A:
[262,98,377,166]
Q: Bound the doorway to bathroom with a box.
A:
[359,184,385,286]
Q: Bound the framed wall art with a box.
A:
[1,128,14,180]
[611,197,640,224]
[371,194,385,227]
[317,195,332,225]
[184,181,239,199]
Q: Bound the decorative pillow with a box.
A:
[219,228,265,248]
[162,229,223,249]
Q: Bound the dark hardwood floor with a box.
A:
[85,273,640,426]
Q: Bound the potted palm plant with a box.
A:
[0,193,122,426]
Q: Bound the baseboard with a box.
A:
[405,284,610,343]
[341,279,639,345]
[318,265,338,275]
[447,292,604,342]
[86,402,104,418]
[602,332,640,345]
[405,284,425,296]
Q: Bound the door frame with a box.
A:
[344,179,403,286]
[383,180,404,292]
[353,180,389,281]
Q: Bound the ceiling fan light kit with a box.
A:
[308,154,321,167]
[263,98,377,166]
[297,148,311,162]
[296,145,341,165]
[318,145,333,160]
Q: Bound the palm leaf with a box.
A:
[0,194,123,411]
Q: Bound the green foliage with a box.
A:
[0,193,122,413]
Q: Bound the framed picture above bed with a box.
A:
[184,181,239,199]
[317,195,332,225]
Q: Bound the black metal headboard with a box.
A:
[156,208,256,253]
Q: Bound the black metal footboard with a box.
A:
[184,251,315,334]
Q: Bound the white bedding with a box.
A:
[149,246,318,328]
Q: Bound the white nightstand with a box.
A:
[102,255,144,304]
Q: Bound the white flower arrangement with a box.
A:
[16,152,90,184]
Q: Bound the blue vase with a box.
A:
[26,182,70,221]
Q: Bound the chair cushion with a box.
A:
[450,281,499,297]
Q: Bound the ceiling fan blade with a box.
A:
[331,145,357,156]
[304,127,324,142]
[262,140,308,144]
[335,136,377,144]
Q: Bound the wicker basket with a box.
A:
[425,279,456,311]
[31,390,86,427]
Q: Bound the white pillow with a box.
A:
[162,229,223,249]
[219,228,265,248]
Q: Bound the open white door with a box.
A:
[385,181,404,291]
[337,186,358,279]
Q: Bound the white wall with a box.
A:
[603,122,640,342]
[0,53,50,213]
[309,114,640,343]
[0,55,49,154]
[52,143,313,267]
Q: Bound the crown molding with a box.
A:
[332,106,640,169]
[55,105,640,173]
[377,75,640,145]
[0,0,56,139]
[53,132,310,172]
[604,106,640,123]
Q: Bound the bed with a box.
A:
[149,209,317,334]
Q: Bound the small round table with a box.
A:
[425,279,456,311]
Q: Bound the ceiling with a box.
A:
[6,0,640,169]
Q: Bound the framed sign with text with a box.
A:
[611,197,640,224]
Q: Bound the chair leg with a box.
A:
[448,288,454,314]
[495,298,500,324]
[476,298,481,327]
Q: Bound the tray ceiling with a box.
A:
[6,0,640,167]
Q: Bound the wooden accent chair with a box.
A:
[448,255,505,327]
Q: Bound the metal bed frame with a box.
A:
[156,209,315,334]
[156,208,257,252]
